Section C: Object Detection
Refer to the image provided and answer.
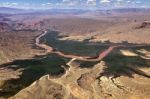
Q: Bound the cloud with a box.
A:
[116,0,123,2]
[42,3,52,6]
[62,0,71,3]
[61,0,80,6]
[0,2,18,7]
[126,1,131,3]
[87,0,97,6]
[135,1,141,4]
[100,0,110,3]
[0,0,147,9]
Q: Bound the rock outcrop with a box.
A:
[136,21,150,29]
[10,60,150,99]
[0,22,10,32]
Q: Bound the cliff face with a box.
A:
[0,12,150,99]
[10,59,150,99]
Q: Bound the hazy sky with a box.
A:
[0,0,149,9]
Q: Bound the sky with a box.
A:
[0,0,149,9]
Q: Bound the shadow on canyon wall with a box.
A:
[0,30,150,98]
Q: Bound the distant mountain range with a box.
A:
[111,8,150,13]
[0,7,35,14]
[0,7,150,14]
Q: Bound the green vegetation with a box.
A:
[103,53,150,77]
[12,53,70,78]
[1,53,70,97]
[80,61,99,68]
[124,46,150,56]
[40,31,109,56]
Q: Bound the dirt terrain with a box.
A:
[0,18,43,64]
[0,10,150,99]
[0,30,42,64]
[9,28,150,99]
[10,62,150,99]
